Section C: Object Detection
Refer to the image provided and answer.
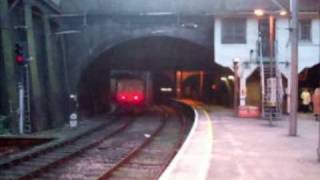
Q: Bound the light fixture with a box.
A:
[233,57,240,64]
[228,75,235,80]
[160,87,173,92]
[220,77,227,81]
[181,23,199,29]
[280,10,287,16]
[254,9,265,16]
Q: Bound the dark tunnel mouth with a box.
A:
[78,36,232,116]
[87,35,216,71]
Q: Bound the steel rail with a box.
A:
[97,109,168,180]
[0,118,132,180]
[0,118,112,168]
[98,105,189,180]
[153,107,188,180]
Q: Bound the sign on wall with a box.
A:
[266,77,277,107]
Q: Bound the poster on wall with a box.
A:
[266,78,277,107]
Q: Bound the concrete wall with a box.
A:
[276,17,320,72]
[214,17,259,69]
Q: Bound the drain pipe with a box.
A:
[317,6,320,163]
[18,83,24,134]
[318,120,320,162]
[318,12,320,63]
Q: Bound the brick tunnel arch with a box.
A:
[77,36,229,116]
[86,26,213,63]
[66,20,214,91]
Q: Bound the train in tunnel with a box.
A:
[79,67,233,116]
[110,70,152,113]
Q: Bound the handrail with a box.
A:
[258,37,265,118]
[274,40,284,116]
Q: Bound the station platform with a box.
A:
[161,103,320,180]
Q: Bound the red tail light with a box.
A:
[116,92,144,104]
[120,95,126,100]
[133,95,139,101]
[133,94,144,104]
[117,93,128,102]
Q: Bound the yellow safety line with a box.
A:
[197,106,214,180]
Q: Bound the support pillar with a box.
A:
[43,15,64,128]
[176,71,182,98]
[199,71,204,99]
[145,72,153,105]
[0,0,17,116]
[239,77,247,106]
[289,0,299,136]
[25,0,47,131]
[287,76,292,113]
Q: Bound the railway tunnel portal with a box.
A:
[77,35,231,115]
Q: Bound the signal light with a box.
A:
[16,55,24,63]
[15,43,26,65]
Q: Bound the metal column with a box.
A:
[0,0,17,116]
[289,0,299,136]
[24,0,47,131]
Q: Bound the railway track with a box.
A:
[0,105,192,180]
[100,106,188,180]
[0,117,131,180]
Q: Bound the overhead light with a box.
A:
[280,10,287,16]
[233,57,240,64]
[160,88,173,92]
[254,9,265,16]
[181,23,199,29]
[220,77,227,81]
[141,12,174,16]
[228,75,235,80]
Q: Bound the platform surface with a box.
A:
[161,103,320,180]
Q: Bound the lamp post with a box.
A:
[233,58,240,116]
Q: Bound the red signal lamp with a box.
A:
[15,55,25,64]
[15,43,26,65]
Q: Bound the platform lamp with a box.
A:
[233,58,240,116]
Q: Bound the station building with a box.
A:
[213,0,320,112]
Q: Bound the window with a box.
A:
[221,18,246,44]
[299,20,311,41]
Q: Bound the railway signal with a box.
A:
[15,42,31,133]
[15,43,27,65]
